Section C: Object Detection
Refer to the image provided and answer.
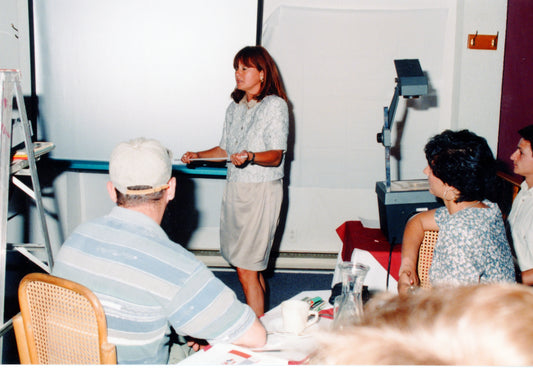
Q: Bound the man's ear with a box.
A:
[166,177,176,202]
[107,181,118,203]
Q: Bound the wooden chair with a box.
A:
[418,230,439,289]
[13,273,116,364]
[497,171,522,202]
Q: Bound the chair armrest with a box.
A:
[13,313,31,364]
[101,342,117,364]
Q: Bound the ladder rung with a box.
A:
[11,159,41,175]
[7,243,46,250]
[0,319,13,337]
[12,176,35,200]
[11,247,50,273]
[10,160,29,174]
[13,168,30,176]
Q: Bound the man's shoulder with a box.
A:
[511,182,533,213]
[63,213,196,262]
[67,215,109,237]
[516,181,533,198]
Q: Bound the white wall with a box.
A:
[0,0,31,93]
[453,0,507,146]
[13,0,507,261]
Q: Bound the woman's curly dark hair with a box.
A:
[424,130,497,203]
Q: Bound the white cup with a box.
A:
[280,300,319,334]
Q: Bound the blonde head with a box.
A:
[310,283,533,365]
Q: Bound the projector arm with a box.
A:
[376,59,428,192]
[376,81,402,191]
[377,81,401,148]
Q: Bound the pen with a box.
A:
[311,300,325,311]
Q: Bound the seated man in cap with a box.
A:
[52,137,266,364]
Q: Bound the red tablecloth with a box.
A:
[336,221,401,280]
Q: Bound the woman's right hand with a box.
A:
[181,151,199,164]
[397,211,436,296]
[397,266,419,296]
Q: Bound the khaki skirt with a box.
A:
[220,180,283,271]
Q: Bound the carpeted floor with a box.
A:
[212,268,334,312]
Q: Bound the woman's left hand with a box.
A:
[230,150,251,166]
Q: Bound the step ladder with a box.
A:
[0,70,54,354]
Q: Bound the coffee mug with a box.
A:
[281,299,319,334]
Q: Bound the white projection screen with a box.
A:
[33,0,257,161]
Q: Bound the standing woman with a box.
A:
[181,46,288,316]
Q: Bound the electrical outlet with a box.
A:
[287,229,297,243]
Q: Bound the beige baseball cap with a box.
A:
[109,137,172,195]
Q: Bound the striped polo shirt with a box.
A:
[52,206,256,364]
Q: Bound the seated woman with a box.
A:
[397,129,515,295]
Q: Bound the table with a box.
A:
[178,290,332,365]
[332,221,401,292]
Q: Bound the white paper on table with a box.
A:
[176,343,289,365]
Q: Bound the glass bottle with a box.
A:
[332,261,369,330]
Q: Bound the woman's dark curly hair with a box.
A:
[424,129,497,203]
